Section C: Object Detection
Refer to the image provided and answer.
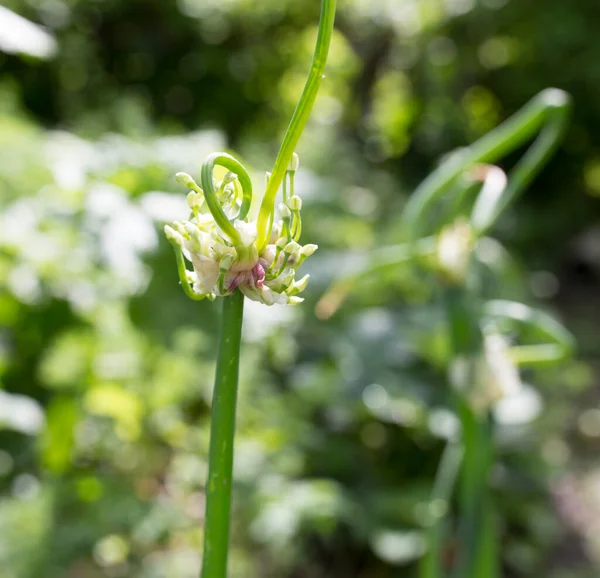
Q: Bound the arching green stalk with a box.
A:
[200,152,254,245]
[401,89,572,240]
[316,89,572,320]
[483,299,575,365]
[256,0,337,248]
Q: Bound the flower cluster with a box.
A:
[164,152,317,305]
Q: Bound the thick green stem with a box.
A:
[201,290,244,578]
[256,0,337,248]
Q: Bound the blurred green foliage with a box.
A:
[1,1,600,577]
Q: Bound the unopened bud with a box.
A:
[278,202,291,219]
[288,195,302,211]
[164,225,183,245]
[184,222,199,237]
[184,222,203,252]
[284,241,301,255]
[288,296,304,305]
[276,237,288,249]
[300,244,318,258]
[279,270,295,287]
[234,220,257,247]
[173,221,188,237]
[187,191,204,210]
[220,254,235,270]
[288,152,299,172]
[222,171,237,184]
[176,172,198,189]
[288,274,310,294]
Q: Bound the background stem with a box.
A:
[419,440,463,578]
[201,290,245,578]
[444,287,497,578]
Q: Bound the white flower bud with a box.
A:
[288,152,299,172]
[300,244,318,257]
[176,172,198,189]
[184,222,199,237]
[234,220,257,247]
[187,191,204,210]
[184,222,204,253]
[219,254,235,270]
[164,225,184,246]
[222,171,237,184]
[271,270,294,291]
[276,237,288,249]
[173,221,188,237]
[278,202,292,219]
[288,195,302,211]
[288,296,304,305]
[284,241,301,255]
[291,274,310,293]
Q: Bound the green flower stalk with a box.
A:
[317,88,574,578]
[164,2,337,577]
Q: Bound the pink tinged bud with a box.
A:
[258,257,271,270]
[253,262,266,288]
[229,273,243,292]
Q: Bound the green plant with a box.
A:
[163,2,337,576]
[318,88,575,578]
